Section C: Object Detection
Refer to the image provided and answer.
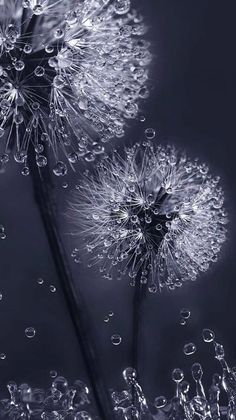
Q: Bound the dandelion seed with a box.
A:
[0,0,150,174]
[70,141,228,291]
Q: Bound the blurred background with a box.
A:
[0,0,236,414]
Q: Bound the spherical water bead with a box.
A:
[114,0,131,15]
[34,66,45,77]
[183,342,196,356]
[154,396,167,409]
[36,155,47,167]
[50,370,57,379]
[49,285,56,293]
[180,308,191,320]
[25,327,36,339]
[52,376,68,393]
[21,166,30,176]
[202,328,215,343]
[145,128,156,140]
[0,353,6,360]
[104,316,110,323]
[37,278,44,285]
[14,113,24,125]
[53,161,68,176]
[23,44,32,54]
[111,334,122,346]
[172,368,184,383]
[14,61,25,71]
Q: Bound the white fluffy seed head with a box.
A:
[70,141,228,292]
[0,0,150,175]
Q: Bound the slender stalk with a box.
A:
[132,276,147,373]
[28,150,113,420]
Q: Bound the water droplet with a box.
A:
[139,115,146,122]
[34,66,45,77]
[111,334,122,346]
[145,128,156,140]
[202,328,215,343]
[49,285,56,293]
[23,44,32,54]
[180,308,191,319]
[114,0,131,15]
[0,293,2,300]
[25,327,36,339]
[104,316,110,323]
[0,353,6,360]
[53,161,67,177]
[50,370,57,379]
[183,342,197,356]
[37,278,44,285]
[154,396,167,408]
[172,368,184,383]
[14,60,25,71]
[108,311,114,317]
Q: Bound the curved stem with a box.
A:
[28,151,113,420]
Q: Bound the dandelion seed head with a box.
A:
[0,0,150,174]
[71,141,228,291]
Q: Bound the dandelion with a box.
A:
[70,141,228,291]
[0,0,150,175]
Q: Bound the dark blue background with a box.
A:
[0,0,235,412]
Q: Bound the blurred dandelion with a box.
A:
[0,0,150,175]
[70,141,228,291]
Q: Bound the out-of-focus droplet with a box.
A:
[104,316,110,323]
[37,278,44,285]
[49,285,56,293]
[0,353,6,360]
[50,370,57,379]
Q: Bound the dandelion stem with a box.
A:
[132,275,147,375]
[28,149,113,420]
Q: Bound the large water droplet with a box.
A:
[202,328,215,343]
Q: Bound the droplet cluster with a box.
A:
[0,376,95,419]
[112,331,236,419]
[0,0,150,175]
[70,141,228,291]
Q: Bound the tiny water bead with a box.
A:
[202,328,215,343]
[145,128,156,139]
[25,327,36,339]
[183,342,197,356]
[71,248,81,264]
[49,285,56,293]
[37,278,44,285]
[0,353,6,360]
[111,334,122,346]
[50,370,58,379]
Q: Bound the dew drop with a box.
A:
[183,342,196,356]
[25,327,36,339]
[111,334,122,346]
[14,60,25,71]
[202,328,215,343]
[53,161,67,177]
[34,66,45,77]
[180,308,191,319]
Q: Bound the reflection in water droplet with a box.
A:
[49,285,56,293]
[111,334,122,346]
[183,342,197,356]
[202,328,215,343]
[25,327,36,339]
